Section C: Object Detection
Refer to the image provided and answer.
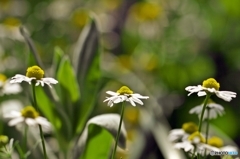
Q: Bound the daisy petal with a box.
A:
[8,117,24,126]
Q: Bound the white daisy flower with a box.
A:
[0,74,22,96]
[174,131,206,156]
[185,78,236,102]
[10,65,58,88]
[103,86,149,107]
[5,106,51,129]
[169,122,198,142]
[189,100,225,120]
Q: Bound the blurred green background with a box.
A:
[0,0,240,158]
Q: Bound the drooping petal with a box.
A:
[106,91,119,96]
[131,93,149,99]
[36,117,51,128]
[42,77,58,84]
[8,117,24,126]
[215,91,236,102]
[10,74,32,84]
[130,96,144,105]
[185,85,203,96]
[25,118,37,126]
[169,129,186,142]
[197,91,207,97]
[128,98,136,106]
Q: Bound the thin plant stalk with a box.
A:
[204,108,210,158]
[111,102,125,159]
[191,146,196,159]
[198,94,211,132]
[15,141,26,159]
[31,84,48,159]
[24,125,28,153]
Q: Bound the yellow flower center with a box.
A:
[207,136,224,148]
[117,86,133,95]
[202,78,220,90]
[182,122,198,134]
[0,135,9,147]
[188,131,205,143]
[21,106,39,119]
[26,66,44,80]
[0,74,7,82]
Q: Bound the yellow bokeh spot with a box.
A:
[124,107,139,125]
[131,2,161,22]
[102,0,122,10]
[117,86,133,95]
[202,78,220,90]
[26,65,44,80]
[182,122,198,134]
[0,74,7,82]
[3,17,21,27]
[21,106,39,119]
[71,9,89,28]
[207,136,224,148]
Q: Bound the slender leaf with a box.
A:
[57,56,80,103]
[72,15,102,134]
[52,46,64,76]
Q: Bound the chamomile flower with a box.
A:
[5,106,51,129]
[103,86,149,107]
[189,100,225,120]
[169,122,198,142]
[10,65,58,88]
[0,74,22,96]
[185,78,236,102]
[174,131,206,155]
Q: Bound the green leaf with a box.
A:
[35,86,73,152]
[74,114,127,159]
[80,125,112,159]
[35,86,61,129]
[72,16,102,134]
[52,46,64,75]
[57,56,80,102]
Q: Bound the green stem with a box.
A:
[38,125,47,159]
[31,84,47,159]
[191,146,196,159]
[24,126,28,153]
[31,84,38,111]
[111,102,125,159]
[198,94,211,132]
[15,141,25,159]
[204,108,210,158]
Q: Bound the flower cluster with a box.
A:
[169,78,238,158]
[1,65,57,158]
